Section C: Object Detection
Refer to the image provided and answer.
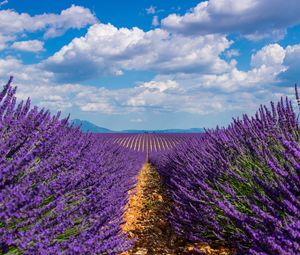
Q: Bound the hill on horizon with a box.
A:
[71,119,204,133]
[71,119,114,133]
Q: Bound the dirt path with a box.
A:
[121,163,233,255]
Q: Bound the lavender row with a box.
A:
[0,78,144,254]
[97,133,199,153]
[152,94,300,254]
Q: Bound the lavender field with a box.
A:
[0,77,299,255]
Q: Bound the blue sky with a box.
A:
[1,0,300,130]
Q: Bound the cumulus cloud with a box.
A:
[152,43,289,93]
[0,40,297,120]
[0,56,236,115]
[0,5,96,37]
[0,57,53,82]
[42,23,231,82]
[3,42,288,116]
[162,0,300,40]
[42,5,98,38]
[11,40,44,52]
[279,44,300,83]
[251,44,286,68]
[0,5,96,50]
[121,77,288,115]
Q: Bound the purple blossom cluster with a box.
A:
[152,94,300,254]
[0,78,144,254]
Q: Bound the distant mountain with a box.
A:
[71,119,114,133]
[122,128,204,133]
[71,119,204,133]
[159,128,204,133]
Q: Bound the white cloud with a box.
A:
[0,41,297,120]
[162,0,300,40]
[249,44,287,84]
[251,44,289,83]
[244,29,287,42]
[6,41,288,115]
[38,95,72,110]
[122,77,274,114]
[151,43,289,92]
[43,23,231,82]
[79,101,115,113]
[11,40,44,52]
[0,57,53,82]
[140,80,178,92]
[251,44,285,68]
[0,57,235,115]
[193,66,280,92]
[42,5,98,38]
[280,44,300,82]
[0,5,96,45]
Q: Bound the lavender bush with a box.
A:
[153,93,300,254]
[0,78,144,254]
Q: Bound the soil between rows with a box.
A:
[121,163,233,255]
